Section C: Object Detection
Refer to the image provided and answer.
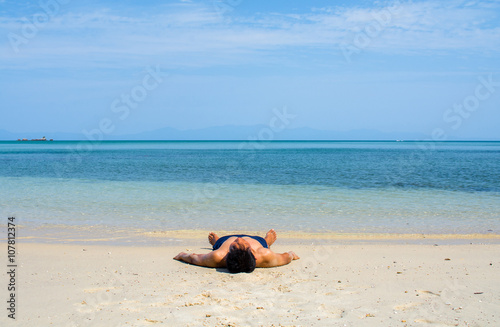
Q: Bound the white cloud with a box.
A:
[0,1,499,69]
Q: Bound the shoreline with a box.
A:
[6,223,500,246]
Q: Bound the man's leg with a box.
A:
[208,232,219,246]
[264,229,277,247]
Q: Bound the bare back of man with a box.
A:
[173,229,299,270]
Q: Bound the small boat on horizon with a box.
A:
[17,136,53,141]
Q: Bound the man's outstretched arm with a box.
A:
[173,250,225,268]
[257,250,300,268]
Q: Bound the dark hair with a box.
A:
[226,248,256,273]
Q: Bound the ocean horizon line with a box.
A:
[2,139,500,142]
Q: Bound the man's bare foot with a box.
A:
[264,229,277,247]
[208,232,219,246]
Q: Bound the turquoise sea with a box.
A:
[1,140,499,234]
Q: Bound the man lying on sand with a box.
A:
[173,229,300,273]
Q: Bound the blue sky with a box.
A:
[1,0,499,139]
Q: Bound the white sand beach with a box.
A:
[2,233,499,327]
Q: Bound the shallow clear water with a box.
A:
[1,141,499,233]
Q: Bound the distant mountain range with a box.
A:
[0,125,436,141]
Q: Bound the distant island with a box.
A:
[17,136,53,141]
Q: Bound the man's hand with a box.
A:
[288,251,300,260]
[173,252,189,261]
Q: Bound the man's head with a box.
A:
[226,238,256,273]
